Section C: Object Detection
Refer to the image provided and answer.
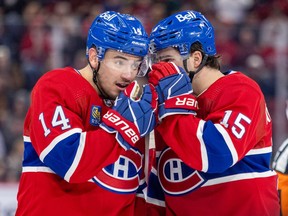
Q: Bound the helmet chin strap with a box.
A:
[183,54,208,82]
[88,61,114,106]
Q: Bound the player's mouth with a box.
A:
[116,83,129,91]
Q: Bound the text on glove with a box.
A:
[103,111,140,144]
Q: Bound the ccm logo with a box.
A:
[103,112,139,144]
[176,98,198,108]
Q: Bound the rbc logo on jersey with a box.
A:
[90,105,101,126]
[158,148,206,196]
[92,149,142,193]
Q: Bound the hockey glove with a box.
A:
[148,62,198,120]
[100,81,158,150]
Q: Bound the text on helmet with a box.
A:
[175,11,197,22]
[100,12,117,21]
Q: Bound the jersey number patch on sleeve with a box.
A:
[220,110,251,139]
[39,105,71,137]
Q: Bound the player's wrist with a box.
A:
[158,95,197,120]
[164,94,198,110]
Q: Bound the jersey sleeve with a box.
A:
[156,80,272,173]
[25,72,124,183]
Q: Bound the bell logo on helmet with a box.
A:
[175,11,197,22]
[100,11,117,21]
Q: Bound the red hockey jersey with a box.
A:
[16,67,147,216]
[147,71,280,216]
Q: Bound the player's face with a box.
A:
[154,47,199,76]
[98,50,143,99]
[155,47,184,68]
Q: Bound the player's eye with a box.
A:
[114,60,124,66]
[160,58,173,63]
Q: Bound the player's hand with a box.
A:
[100,81,158,150]
[148,62,198,120]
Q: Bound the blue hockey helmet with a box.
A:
[86,11,149,60]
[149,10,216,57]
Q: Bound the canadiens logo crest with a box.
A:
[90,105,101,126]
[158,148,206,196]
[92,149,142,193]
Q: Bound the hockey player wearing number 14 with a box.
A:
[146,10,280,216]
[15,11,158,216]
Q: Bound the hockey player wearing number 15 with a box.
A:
[15,11,158,216]
[146,10,280,216]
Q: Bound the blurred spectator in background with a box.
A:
[235,21,260,68]
[213,0,254,25]
[0,131,6,181]
[1,89,29,154]
[5,137,23,182]
[244,54,275,100]
[259,4,288,70]
[131,0,154,33]
[214,23,238,71]
[0,45,11,181]
[20,1,51,91]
